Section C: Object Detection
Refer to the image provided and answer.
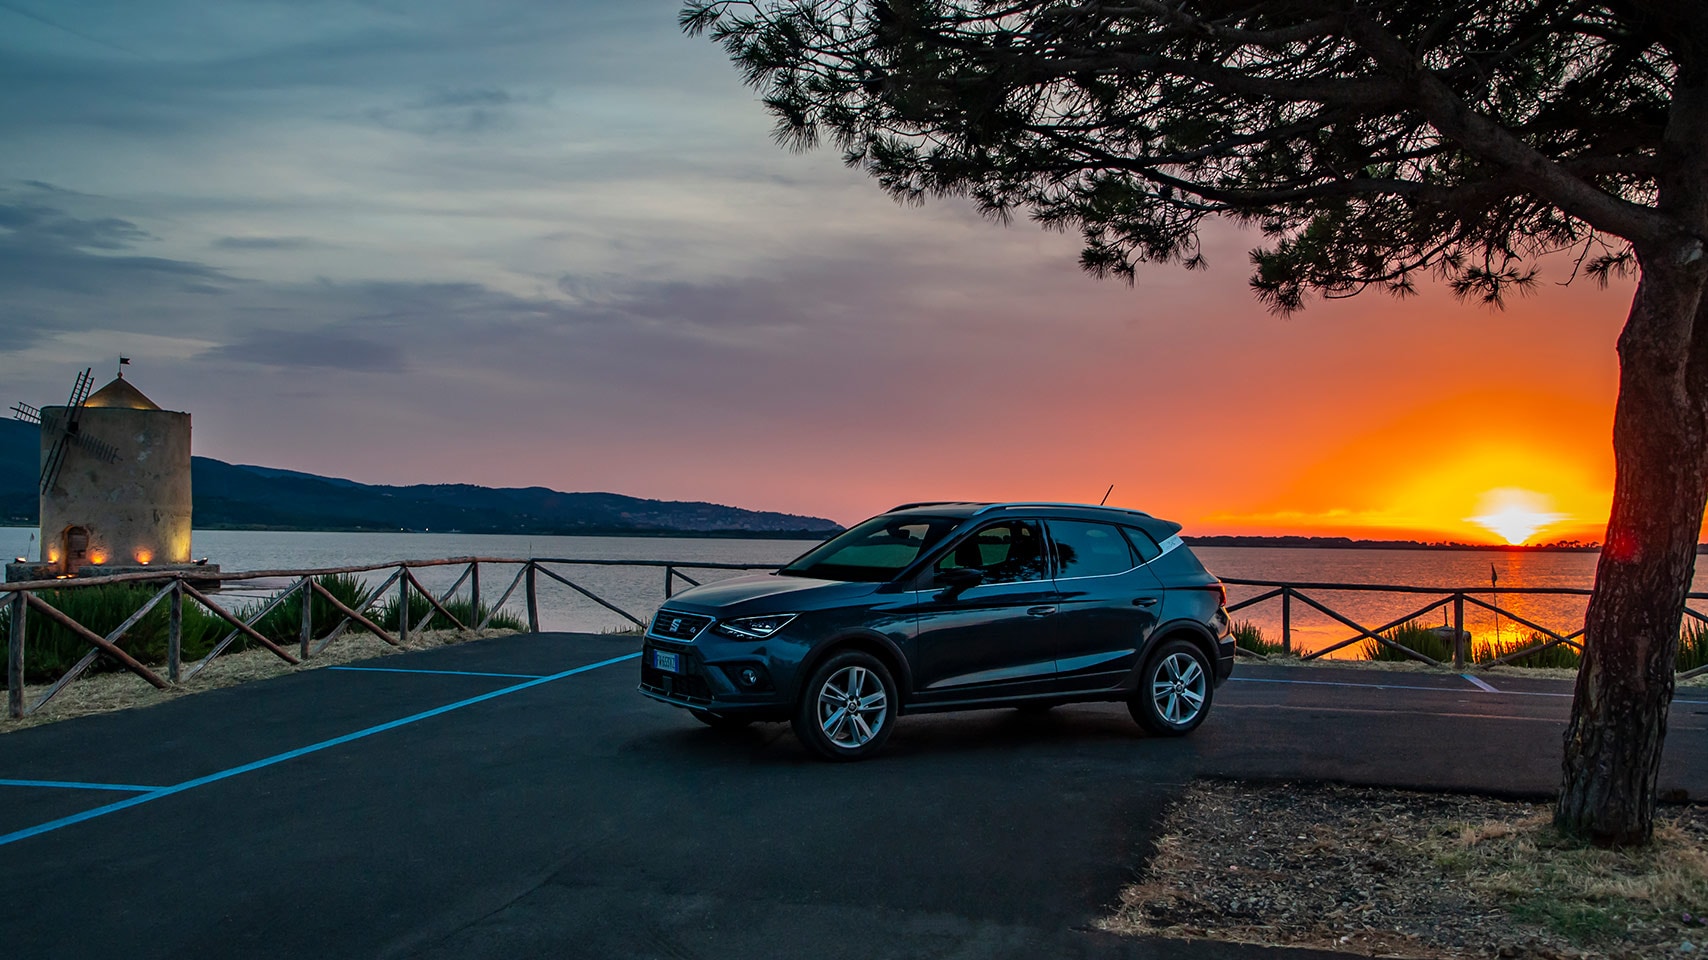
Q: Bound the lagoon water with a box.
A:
[5,527,1705,656]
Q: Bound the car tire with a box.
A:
[690,709,752,731]
[1129,638,1214,736]
[791,650,897,761]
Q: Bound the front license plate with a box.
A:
[651,650,681,673]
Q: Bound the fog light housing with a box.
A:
[722,663,772,691]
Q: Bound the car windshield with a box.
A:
[780,515,962,582]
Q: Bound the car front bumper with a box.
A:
[638,637,794,719]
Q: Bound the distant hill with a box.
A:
[0,419,839,537]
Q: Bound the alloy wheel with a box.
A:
[816,664,889,748]
[1151,651,1207,725]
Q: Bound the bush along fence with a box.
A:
[2,556,773,719]
[1224,577,1708,676]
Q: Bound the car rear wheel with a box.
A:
[1129,639,1213,735]
[791,650,897,761]
[690,709,752,731]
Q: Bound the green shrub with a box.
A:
[0,584,230,685]
[1479,631,1582,669]
[1679,618,1708,672]
[1232,619,1284,656]
[249,573,374,645]
[368,591,526,634]
[1361,619,1455,663]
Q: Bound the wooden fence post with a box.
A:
[398,568,410,644]
[469,562,481,625]
[1281,587,1292,655]
[665,566,674,600]
[299,576,314,659]
[525,562,540,633]
[167,580,183,683]
[1453,593,1466,668]
[7,591,24,719]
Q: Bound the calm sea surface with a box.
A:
[5,528,1705,655]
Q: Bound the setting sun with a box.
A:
[1467,488,1568,545]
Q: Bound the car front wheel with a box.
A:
[1129,639,1213,735]
[792,651,897,761]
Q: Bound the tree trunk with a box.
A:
[1556,256,1708,846]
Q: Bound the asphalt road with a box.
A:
[1,633,1704,960]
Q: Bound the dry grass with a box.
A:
[0,627,523,733]
[1105,781,1708,959]
[1249,653,1708,688]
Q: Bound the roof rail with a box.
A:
[887,500,981,511]
[975,501,1153,516]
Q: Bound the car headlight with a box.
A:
[711,614,797,640]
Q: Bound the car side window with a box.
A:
[935,520,1049,585]
[1121,526,1163,563]
[1050,520,1139,578]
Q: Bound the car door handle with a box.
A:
[1133,597,1160,607]
[1027,605,1057,617]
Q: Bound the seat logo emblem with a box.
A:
[670,617,683,633]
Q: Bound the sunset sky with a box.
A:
[0,0,1639,543]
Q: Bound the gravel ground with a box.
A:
[1105,781,1708,959]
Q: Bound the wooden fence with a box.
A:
[12,562,1707,720]
[1223,577,1708,678]
[2,557,774,719]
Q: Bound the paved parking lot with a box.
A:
[2,633,1704,959]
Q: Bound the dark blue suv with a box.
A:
[639,501,1233,760]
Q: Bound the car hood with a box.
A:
[662,573,880,614]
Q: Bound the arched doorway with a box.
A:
[61,525,89,575]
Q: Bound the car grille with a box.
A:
[649,609,712,641]
[640,658,714,706]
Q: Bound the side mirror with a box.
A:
[934,567,984,598]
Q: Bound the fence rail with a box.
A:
[1222,577,1708,678]
[3,557,776,719]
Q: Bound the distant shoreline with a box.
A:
[190,524,837,540]
[8,524,1701,552]
[1184,536,1620,552]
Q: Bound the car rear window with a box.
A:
[1121,525,1163,562]
[1049,520,1138,578]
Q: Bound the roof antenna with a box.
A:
[1099,484,1114,506]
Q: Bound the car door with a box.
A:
[1046,519,1166,692]
[909,518,1061,702]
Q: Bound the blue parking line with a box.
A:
[0,779,163,793]
[0,652,639,849]
[1462,673,1500,693]
[327,666,547,680]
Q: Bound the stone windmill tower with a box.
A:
[7,364,214,580]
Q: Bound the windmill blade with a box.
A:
[40,433,70,495]
[40,368,96,493]
[70,432,120,464]
[63,368,94,431]
[10,402,40,424]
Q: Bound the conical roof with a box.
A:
[83,377,162,411]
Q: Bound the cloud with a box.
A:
[0,197,235,298]
[0,201,152,249]
[213,235,324,250]
[200,327,406,372]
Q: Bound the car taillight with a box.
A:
[1215,583,1227,609]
